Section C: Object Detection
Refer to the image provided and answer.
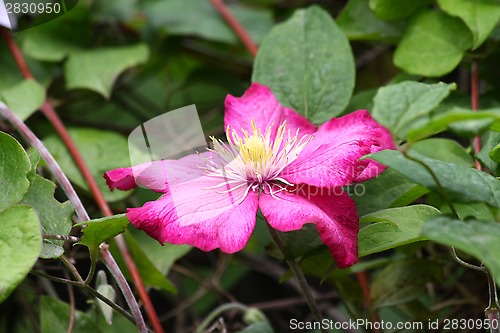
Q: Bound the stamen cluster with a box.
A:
[201,119,311,202]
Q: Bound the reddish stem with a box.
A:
[0,29,33,79]
[471,61,482,171]
[209,0,258,57]
[0,27,165,333]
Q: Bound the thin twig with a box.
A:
[30,270,136,324]
[248,291,337,311]
[194,303,249,333]
[100,243,149,333]
[64,271,76,333]
[60,255,85,283]
[43,234,80,242]
[266,225,327,333]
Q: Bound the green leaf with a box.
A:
[369,150,500,208]
[371,81,456,139]
[441,202,495,221]
[253,5,355,123]
[448,118,494,137]
[407,107,500,142]
[0,132,32,213]
[371,259,442,309]
[422,216,500,285]
[394,11,473,76]
[40,296,103,333]
[64,44,149,98]
[132,230,191,275]
[438,0,500,49]
[21,174,74,259]
[411,138,474,167]
[143,0,273,44]
[43,128,133,202]
[20,6,90,62]
[351,169,429,216]
[359,205,440,257]
[0,205,42,303]
[478,131,500,175]
[0,79,45,120]
[369,0,431,21]
[337,0,405,42]
[489,142,500,162]
[28,148,41,171]
[109,231,177,293]
[76,214,129,259]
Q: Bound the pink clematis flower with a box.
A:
[104,83,396,268]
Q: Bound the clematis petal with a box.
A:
[127,176,259,253]
[224,83,315,140]
[281,110,396,187]
[259,184,358,268]
[104,153,212,193]
[317,110,396,182]
[282,107,316,136]
[104,166,143,192]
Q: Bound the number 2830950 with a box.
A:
[6,2,61,14]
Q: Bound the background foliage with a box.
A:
[1,0,500,332]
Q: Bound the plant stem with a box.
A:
[1,27,164,333]
[194,303,249,333]
[30,270,136,325]
[471,60,482,170]
[100,243,149,333]
[265,224,327,333]
[64,271,76,333]
[0,102,150,330]
[486,270,500,333]
[470,60,500,330]
[43,234,80,242]
[208,0,258,57]
[85,255,97,285]
[113,234,165,333]
[0,102,90,221]
[60,255,85,283]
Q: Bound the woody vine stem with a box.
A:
[0,102,148,333]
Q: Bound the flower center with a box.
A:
[201,119,311,202]
[240,133,270,166]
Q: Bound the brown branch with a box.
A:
[64,271,76,333]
